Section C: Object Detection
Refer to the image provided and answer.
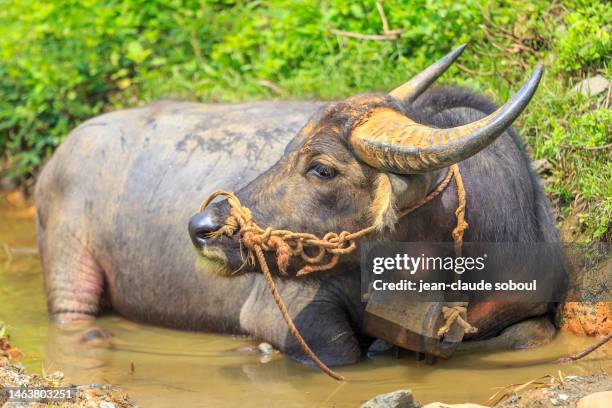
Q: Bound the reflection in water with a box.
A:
[0,196,610,407]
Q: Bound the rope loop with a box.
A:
[437,305,478,337]
[202,190,377,276]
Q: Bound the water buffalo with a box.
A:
[36,47,562,366]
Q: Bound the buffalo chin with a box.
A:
[195,246,233,276]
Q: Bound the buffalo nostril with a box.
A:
[188,211,222,248]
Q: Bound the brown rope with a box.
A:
[450,164,469,257]
[397,165,455,218]
[254,245,347,380]
[198,164,469,380]
[437,168,474,337]
[198,192,378,277]
[437,305,479,337]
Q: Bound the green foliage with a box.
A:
[0,0,610,240]
[554,1,611,76]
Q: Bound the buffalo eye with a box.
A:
[308,162,337,180]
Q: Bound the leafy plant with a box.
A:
[0,0,609,240]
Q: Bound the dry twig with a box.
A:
[329,29,400,41]
[190,29,206,67]
[486,375,557,406]
[456,63,494,76]
[557,333,612,364]
[376,1,390,34]
[560,142,612,151]
[329,1,403,42]
[258,79,285,95]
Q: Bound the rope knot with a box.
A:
[437,304,478,337]
[222,214,240,237]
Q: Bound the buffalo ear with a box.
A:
[370,172,436,231]
[387,172,435,212]
[370,174,397,231]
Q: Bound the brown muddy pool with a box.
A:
[0,194,610,407]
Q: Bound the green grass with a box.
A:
[0,0,610,240]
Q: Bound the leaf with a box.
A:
[350,4,365,19]
[126,40,151,64]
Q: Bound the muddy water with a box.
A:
[0,195,610,407]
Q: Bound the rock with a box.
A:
[572,75,610,97]
[361,390,416,408]
[573,75,610,97]
[422,403,488,408]
[258,342,274,355]
[46,371,64,382]
[367,339,395,357]
[577,391,612,407]
[100,402,116,408]
[533,159,552,175]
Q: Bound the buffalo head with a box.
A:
[189,45,542,275]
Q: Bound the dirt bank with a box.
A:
[493,372,611,407]
[362,373,611,407]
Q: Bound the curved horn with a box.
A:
[389,44,467,103]
[351,67,543,174]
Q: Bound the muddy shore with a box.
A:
[361,372,611,407]
[493,372,611,407]
[1,329,137,407]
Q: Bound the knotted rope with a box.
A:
[437,304,479,337]
[199,193,377,277]
[436,167,477,338]
[198,164,472,380]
